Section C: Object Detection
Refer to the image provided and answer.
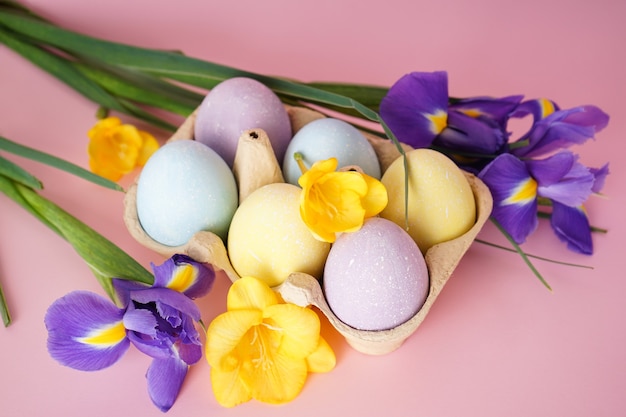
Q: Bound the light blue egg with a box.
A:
[282,118,381,185]
[136,139,238,246]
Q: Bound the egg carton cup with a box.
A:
[123,104,493,355]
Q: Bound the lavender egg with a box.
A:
[194,77,292,167]
[323,217,429,331]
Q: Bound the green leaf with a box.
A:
[0,173,61,234]
[0,136,123,192]
[305,81,388,113]
[490,218,553,291]
[0,153,42,189]
[0,175,153,302]
[0,25,177,131]
[72,60,202,116]
[0,11,383,124]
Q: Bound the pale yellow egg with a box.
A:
[227,182,331,287]
[380,148,476,253]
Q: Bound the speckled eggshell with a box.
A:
[282,118,381,185]
[380,148,476,253]
[136,140,238,246]
[227,182,331,287]
[194,77,292,167]
[323,217,429,331]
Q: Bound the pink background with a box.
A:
[1,0,625,416]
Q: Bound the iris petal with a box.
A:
[590,163,610,193]
[512,105,609,157]
[123,307,158,337]
[152,254,215,299]
[531,154,595,207]
[146,357,188,412]
[130,287,201,321]
[526,151,574,186]
[550,202,593,254]
[451,95,523,122]
[379,71,449,148]
[112,279,149,307]
[479,154,539,243]
[127,330,171,359]
[510,98,560,121]
[45,291,129,371]
[174,338,203,365]
[436,111,506,154]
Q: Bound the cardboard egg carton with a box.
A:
[123,104,493,355]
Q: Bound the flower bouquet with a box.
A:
[0,0,610,412]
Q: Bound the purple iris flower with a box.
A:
[45,254,214,412]
[509,98,610,157]
[379,71,522,156]
[478,151,607,254]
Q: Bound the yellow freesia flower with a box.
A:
[206,276,336,407]
[298,157,388,243]
[87,116,159,181]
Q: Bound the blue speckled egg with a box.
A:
[323,217,429,331]
[282,118,381,185]
[194,77,292,167]
[136,139,238,246]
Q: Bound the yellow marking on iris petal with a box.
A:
[504,178,538,205]
[539,98,556,118]
[458,108,481,118]
[78,321,126,347]
[167,264,197,293]
[425,109,448,134]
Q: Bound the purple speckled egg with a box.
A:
[323,217,429,331]
[194,77,292,167]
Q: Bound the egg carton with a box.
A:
[123,104,493,356]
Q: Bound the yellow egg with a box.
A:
[227,183,331,287]
[380,148,476,253]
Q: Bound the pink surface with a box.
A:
[1,0,625,416]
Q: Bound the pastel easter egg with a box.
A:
[136,139,238,246]
[323,217,429,331]
[194,77,292,167]
[380,148,476,253]
[282,118,381,185]
[227,182,331,287]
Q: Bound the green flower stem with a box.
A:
[293,152,309,174]
[490,218,553,291]
[0,276,11,327]
[475,239,593,269]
